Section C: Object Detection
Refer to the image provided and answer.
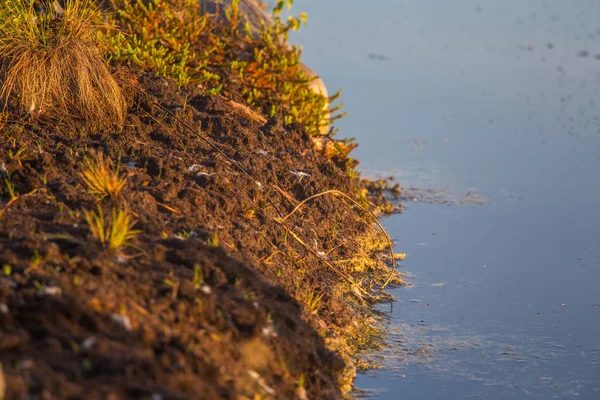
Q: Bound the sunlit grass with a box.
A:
[80,152,126,199]
[84,205,139,250]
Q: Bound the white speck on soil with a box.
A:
[110,314,133,331]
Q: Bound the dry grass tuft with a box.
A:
[80,151,126,199]
[0,0,127,130]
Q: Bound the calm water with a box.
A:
[288,0,600,398]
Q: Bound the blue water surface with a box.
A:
[287,0,600,398]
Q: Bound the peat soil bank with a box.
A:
[290,0,600,398]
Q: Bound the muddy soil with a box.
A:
[0,71,395,399]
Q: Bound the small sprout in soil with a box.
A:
[163,278,175,288]
[68,339,81,354]
[80,152,126,199]
[82,359,92,372]
[207,231,219,247]
[2,264,11,276]
[8,146,27,167]
[176,229,195,240]
[302,289,324,315]
[260,250,277,265]
[192,264,204,288]
[84,205,140,250]
[3,176,16,199]
[68,209,81,220]
[243,291,256,301]
[296,373,306,391]
[28,249,43,270]
[33,280,45,295]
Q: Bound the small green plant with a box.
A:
[80,152,126,198]
[207,231,219,247]
[30,249,43,268]
[302,288,324,315]
[163,277,176,288]
[8,146,27,167]
[177,229,193,239]
[33,280,45,295]
[3,176,16,199]
[192,264,203,288]
[84,205,140,249]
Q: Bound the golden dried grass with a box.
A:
[0,0,126,130]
